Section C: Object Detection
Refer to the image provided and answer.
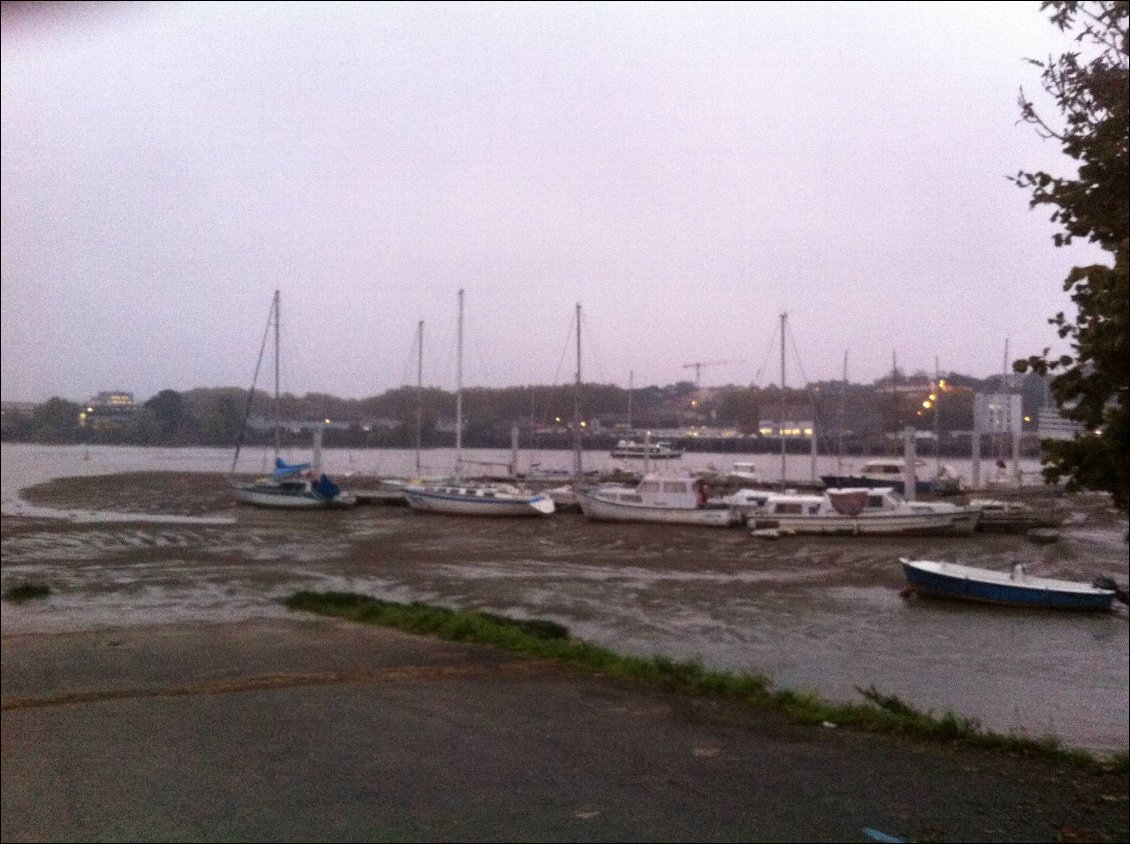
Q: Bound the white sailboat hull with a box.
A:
[750,510,962,536]
[405,487,555,517]
[578,492,738,527]
[232,482,356,510]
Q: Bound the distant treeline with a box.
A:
[0,372,1052,449]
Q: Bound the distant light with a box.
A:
[579,421,587,427]
[1023,415,1031,422]
[922,400,932,409]
[325,418,331,425]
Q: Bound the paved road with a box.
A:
[2,617,1127,842]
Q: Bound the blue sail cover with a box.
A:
[271,458,312,478]
[314,474,342,500]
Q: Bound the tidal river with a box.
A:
[2,443,1127,754]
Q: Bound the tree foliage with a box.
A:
[1014,0,1129,509]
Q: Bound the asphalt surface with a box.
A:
[2,615,1127,843]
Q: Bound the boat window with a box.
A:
[808,504,821,514]
[482,491,495,498]
[619,494,643,503]
[639,481,659,492]
[867,495,884,508]
[662,481,686,493]
[775,503,803,515]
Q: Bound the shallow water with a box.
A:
[2,443,1127,754]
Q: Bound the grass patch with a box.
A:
[285,590,1122,768]
[3,581,52,603]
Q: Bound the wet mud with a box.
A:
[4,471,1129,753]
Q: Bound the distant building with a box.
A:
[80,391,135,429]
[758,405,814,437]
[973,393,1022,435]
[1037,406,1085,441]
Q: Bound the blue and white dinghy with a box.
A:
[899,557,1117,611]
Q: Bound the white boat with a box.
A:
[721,487,773,523]
[228,291,354,510]
[728,462,764,483]
[578,474,740,527]
[610,439,682,460]
[966,497,1061,533]
[405,480,555,516]
[405,290,555,518]
[748,487,978,536]
[820,458,962,496]
[232,460,356,510]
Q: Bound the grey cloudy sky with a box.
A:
[0,1,1104,403]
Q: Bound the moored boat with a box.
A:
[899,558,1117,611]
[231,459,356,509]
[748,487,977,536]
[228,291,354,510]
[821,458,962,496]
[578,474,739,526]
[610,439,683,460]
[405,480,555,516]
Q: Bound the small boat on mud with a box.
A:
[748,487,978,536]
[404,480,555,517]
[232,458,356,509]
[899,558,1118,611]
[578,474,739,527]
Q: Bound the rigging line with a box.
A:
[787,324,810,387]
[752,322,779,386]
[579,309,612,386]
[786,322,826,425]
[398,324,419,388]
[547,309,574,387]
[231,295,276,473]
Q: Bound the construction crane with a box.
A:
[681,359,748,389]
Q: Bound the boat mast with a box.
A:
[627,369,633,431]
[455,288,463,479]
[573,303,583,482]
[933,355,941,477]
[838,349,847,474]
[779,312,787,489]
[273,289,281,460]
[415,319,424,476]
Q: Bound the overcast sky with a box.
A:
[0,1,1106,403]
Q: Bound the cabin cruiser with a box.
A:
[748,487,978,536]
[578,473,740,526]
[728,462,764,483]
[610,439,683,460]
[820,458,962,496]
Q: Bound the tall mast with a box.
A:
[415,319,424,476]
[573,303,583,481]
[627,369,633,430]
[933,355,941,475]
[455,289,463,478]
[273,289,281,459]
[779,312,787,488]
[838,349,847,473]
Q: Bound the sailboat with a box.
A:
[228,291,355,509]
[404,289,555,517]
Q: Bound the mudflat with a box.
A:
[2,471,1128,841]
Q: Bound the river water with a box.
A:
[1,443,1127,754]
